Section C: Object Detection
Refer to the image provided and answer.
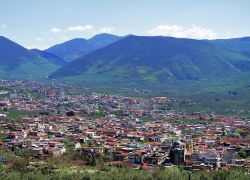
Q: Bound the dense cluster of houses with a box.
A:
[0,80,250,172]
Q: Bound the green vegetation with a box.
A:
[0,94,8,100]
[46,34,120,62]
[0,133,7,141]
[0,109,35,121]
[0,36,59,80]
[0,163,249,180]
[7,110,29,121]
[239,149,247,158]
[59,72,250,117]
[30,92,45,99]
[50,36,250,84]
[171,117,220,124]
[0,151,16,160]
[140,117,152,124]
[90,107,107,118]
[112,109,124,117]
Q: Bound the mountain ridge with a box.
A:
[31,49,67,66]
[45,33,121,62]
[0,36,58,79]
[49,35,250,84]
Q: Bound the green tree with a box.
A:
[239,149,247,158]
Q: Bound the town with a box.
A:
[0,80,249,174]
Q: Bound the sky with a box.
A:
[0,0,250,49]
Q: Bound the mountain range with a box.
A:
[0,34,121,79]
[0,36,58,79]
[211,37,250,58]
[1,34,250,85]
[50,35,250,84]
[45,33,121,62]
[30,49,66,66]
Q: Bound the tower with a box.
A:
[169,140,186,165]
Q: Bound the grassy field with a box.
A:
[0,109,36,122]
[29,92,46,99]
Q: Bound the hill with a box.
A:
[49,35,250,84]
[45,33,121,62]
[211,37,250,52]
[0,36,58,79]
[31,49,66,66]
[211,37,250,58]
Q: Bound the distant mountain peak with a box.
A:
[0,36,58,79]
[90,33,119,38]
[45,33,122,62]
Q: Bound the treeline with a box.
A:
[0,164,249,180]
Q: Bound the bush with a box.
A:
[239,149,247,158]
[0,163,249,180]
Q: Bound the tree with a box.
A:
[39,111,49,116]
[239,149,247,158]
[14,148,31,158]
[8,157,29,172]
[85,156,96,166]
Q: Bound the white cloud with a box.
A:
[0,24,7,29]
[67,25,94,32]
[51,27,61,33]
[98,27,115,33]
[147,25,217,39]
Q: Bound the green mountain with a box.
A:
[211,37,250,58]
[0,36,58,79]
[45,33,121,62]
[211,37,250,52]
[31,49,66,66]
[49,35,250,84]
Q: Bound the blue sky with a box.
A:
[0,0,249,49]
